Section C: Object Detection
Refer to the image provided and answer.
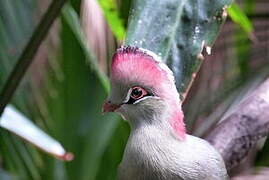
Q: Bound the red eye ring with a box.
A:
[130,86,147,100]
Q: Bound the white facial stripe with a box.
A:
[123,88,133,103]
[133,96,160,104]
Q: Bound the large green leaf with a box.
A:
[0,1,121,180]
[168,0,233,95]
[125,0,185,59]
[125,0,233,96]
[37,4,121,180]
[62,5,109,91]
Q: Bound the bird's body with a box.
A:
[103,46,229,180]
[118,121,228,180]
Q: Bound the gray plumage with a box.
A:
[118,128,228,180]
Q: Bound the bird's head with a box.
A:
[103,46,185,139]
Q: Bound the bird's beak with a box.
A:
[102,101,121,113]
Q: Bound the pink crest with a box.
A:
[111,46,164,89]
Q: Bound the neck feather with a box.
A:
[127,99,186,140]
[168,102,186,140]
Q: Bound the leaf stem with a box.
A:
[0,0,67,115]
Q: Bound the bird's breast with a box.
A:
[118,128,229,180]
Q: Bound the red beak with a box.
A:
[102,101,121,113]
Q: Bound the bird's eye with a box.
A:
[130,87,147,100]
[125,86,152,104]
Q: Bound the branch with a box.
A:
[232,168,269,180]
[0,0,67,115]
[205,77,269,170]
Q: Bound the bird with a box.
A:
[103,46,229,180]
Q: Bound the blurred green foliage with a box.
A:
[98,0,126,41]
[228,3,254,35]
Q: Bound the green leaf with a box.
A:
[125,0,233,96]
[125,0,186,59]
[227,3,253,34]
[42,5,121,179]
[168,0,233,95]
[96,120,130,180]
[62,4,110,92]
[98,0,126,41]
[256,138,269,166]
[244,0,255,14]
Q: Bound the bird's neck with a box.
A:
[168,101,186,139]
[129,103,186,140]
